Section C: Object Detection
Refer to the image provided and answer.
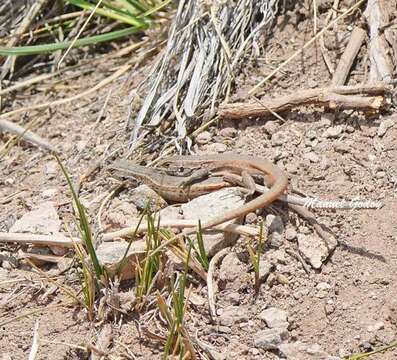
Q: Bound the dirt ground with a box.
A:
[1,2,396,360]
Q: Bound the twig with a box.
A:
[28,320,40,360]
[249,0,366,95]
[220,84,390,119]
[102,219,259,241]
[0,232,81,247]
[364,0,394,82]
[0,118,55,151]
[331,27,367,86]
[207,247,230,321]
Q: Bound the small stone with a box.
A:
[219,253,245,282]
[245,212,257,224]
[271,131,289,146]
[266,214,284,234]
[297,234,330,269]
[322,125,343,139]
[319,113,335,127]
[41,188,57,199]
[258,258,273,283]
[263,121,279,135]
[285,227,297,241]
[266,214,284,247]
[316,282,331,291]
[219,127,238,138]
[333,142,350,154]
[377,117,395,137]
[275,273,289,285]
[259,307,288,328]
[96,240,145,280]
[306,130,317,140]
[303,152,320,163]
[196,131,212,145]
[218,305,249,326]
[10,202,61,235]
[205,142,228,153]
[254,327,289,350]
[367,322,384,332]
[44,161,58,178]
[130,184,168,211]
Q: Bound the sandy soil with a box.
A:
[1,2,396,359]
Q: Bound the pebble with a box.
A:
[367,322,384,332]
[130,184,167,211]
[377,117,395,137]
[44,161,58,178]
[303,151,320,163]
[219,253,245,282]
[263,121,279,135]
[297,234,331,269]
[196,131,212,145]
[218,305,249,326]
[254,327,289,350]
[205,142,228,153]
[245,212,257,224]
[322,125,343,139]
[258,307,288,328]
[285,227,297,241]
[219,127,238,138]
[271,131,289,146]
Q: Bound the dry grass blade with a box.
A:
[128,0,278,152]
[28,320,40,360]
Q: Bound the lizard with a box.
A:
[110,159,232,203]
[112,154,288,270]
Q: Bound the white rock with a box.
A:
[41,188,57,199]
[297,234,330,269]
[44,161,58,177]
[96,240,146,280]
[259,307,288,328]
[271,131,289,146]
[10,202,61,234]
[182,187,245,256]
[285,227,297,241]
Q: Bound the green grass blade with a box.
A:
[196,220,209,270]
[55,154,103,279]
[0,27,139,56]
[67,0,148,27]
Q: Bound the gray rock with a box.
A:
[297,234,330,269]
[322,125,343,139]
[130,184,168,211]
[259,307,288,328]
[254,327,289,350]
[218,305,249,326]
[219,253,245,282]
[96,240,146,280]
[182,187,245,256]
[377,117,395,137]
[266,214,284,247]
